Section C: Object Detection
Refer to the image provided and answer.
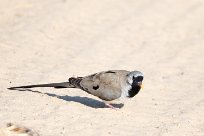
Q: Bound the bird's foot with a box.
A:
[105,103,119,110]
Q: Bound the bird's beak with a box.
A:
[140,84,144,89]
[138,82,143,89]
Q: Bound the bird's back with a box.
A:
[79,70,130,101]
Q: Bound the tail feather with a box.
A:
[8,82,75,90]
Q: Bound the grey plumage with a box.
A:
[8,70,144,107]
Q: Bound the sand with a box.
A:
[0,0,204,135]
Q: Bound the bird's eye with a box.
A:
[133,76,143,81]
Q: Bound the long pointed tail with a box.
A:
[8,82,75,90]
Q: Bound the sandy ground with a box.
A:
[0,0,204,136]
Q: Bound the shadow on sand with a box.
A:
[8,88,124,109]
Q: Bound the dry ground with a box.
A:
[0,0,204,136]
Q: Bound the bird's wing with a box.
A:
[80,70,130,101]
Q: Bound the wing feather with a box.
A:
[80,70,129,101]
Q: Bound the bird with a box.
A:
[8,70,144,109]
[0,123,39,136]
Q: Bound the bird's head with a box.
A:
[127,71,144,97]
[127,71,143,86]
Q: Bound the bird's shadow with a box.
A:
[8,88,124,109]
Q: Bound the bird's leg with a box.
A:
[105,103,119,110]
